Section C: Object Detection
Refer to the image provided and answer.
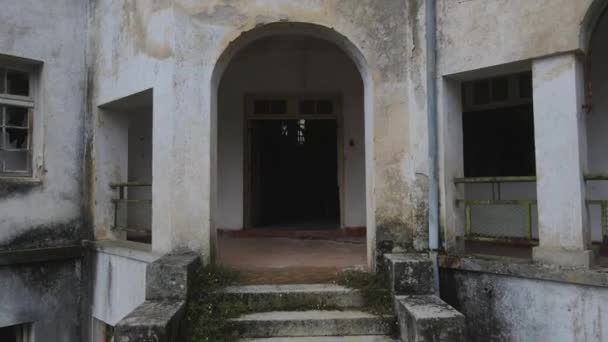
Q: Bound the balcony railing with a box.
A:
[454,176,538,244]
[110,181,152,234]
[585,173,608,243]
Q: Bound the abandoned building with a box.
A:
[2,0,608,341]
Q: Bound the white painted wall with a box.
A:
[217,37,366,229]
[586,10,608,242]
[91,241,158,326]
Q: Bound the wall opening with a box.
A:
[458,71,538,258]
[586,4,608,251]
[0,324,32,342]
[213,29,370,275]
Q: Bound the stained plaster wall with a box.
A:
[217,37,365,230]
[92,0,431,261]
[440,268,608,342]
[0,0,88,340]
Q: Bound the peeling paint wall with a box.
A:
[441,269,608,342]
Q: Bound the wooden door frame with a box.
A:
[243,93,344,229]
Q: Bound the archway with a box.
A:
[210,23,372,280]
[584,2,608,255]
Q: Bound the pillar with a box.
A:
[532,53,593,267]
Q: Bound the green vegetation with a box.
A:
[179,264,243,342]
[335,269,395,316]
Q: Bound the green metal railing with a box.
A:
[110,181,152,233]
[454,176,537,244]
[584,173,608,243]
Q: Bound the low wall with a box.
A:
[439,255,608,342]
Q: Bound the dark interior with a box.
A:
[463,104,536,177]
[250,119,340,228]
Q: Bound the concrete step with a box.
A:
[384,254,434,295]
[396,295,465,342]
[240,336,397,341]
[220,284,364,310]
[231,310,394,338]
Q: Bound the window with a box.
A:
[462,72,535,177]
[0,323,32,342]
[0,67,33,177]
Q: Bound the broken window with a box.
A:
[462,72,535,177]
[0,67,32,177]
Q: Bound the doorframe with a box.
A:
[243,92,344,229]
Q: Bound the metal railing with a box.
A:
[584,173,608,243]
[110,181,152,233]
[454,176,537,244]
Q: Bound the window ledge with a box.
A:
[0,176,41,185]
[85,239,160,263]
[439,254,608,288]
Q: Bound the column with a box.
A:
[532,53,593,267]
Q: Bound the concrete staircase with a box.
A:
[385,253,466,342]
[221,284,397,341]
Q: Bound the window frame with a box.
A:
[0,59,40,181]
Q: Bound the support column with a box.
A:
[532,53,593,267]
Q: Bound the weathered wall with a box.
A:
[91,241,157,327]
[217,37,366,230]
[441,268,608,342]
[0,0,88,249]
[437,0,595,76]
[92,0,430,259]
[0,260,82,342]
[0,1,89,340]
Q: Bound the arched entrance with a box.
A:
[210,23,371,280]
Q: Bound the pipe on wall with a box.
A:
[425,0,441,294]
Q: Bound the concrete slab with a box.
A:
[396,295,465,342]
[240,336,396,342]
[231,310,393,338]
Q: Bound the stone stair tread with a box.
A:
[231,310,394,338]
[222,284,357,294]
[239,336,397,341]
[233,310,380,321]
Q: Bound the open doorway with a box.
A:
[247,96,340,229]
[216,34,367,281]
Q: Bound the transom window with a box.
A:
[0,67,33,177]
[248,95,339,118]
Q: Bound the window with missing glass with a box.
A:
[461,72,535,177]
[0,67,33,177]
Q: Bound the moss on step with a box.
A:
[179,264,243,342]
[335,270,395,316]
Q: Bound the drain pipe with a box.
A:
[425,0,440,295]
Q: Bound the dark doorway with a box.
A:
[250,119,340,228]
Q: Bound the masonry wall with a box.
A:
[440,268,608,342]
[0,0,89,340]
[217,37,365,230]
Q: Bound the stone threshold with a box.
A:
[439,254,608,288]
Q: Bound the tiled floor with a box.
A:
[217,229,367,284]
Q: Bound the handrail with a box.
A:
[584,173,608,181]
[110,181,151,188]
[454,176,536,184]
[111,181,152,233]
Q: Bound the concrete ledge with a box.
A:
[85,240,160,263]
[385,253,434,295]
[146,252,201,301]
[439,254,608,288]
[532,247,594,268]
[0,245,82,266]
[396,295,465,342]
[114,300,184,342]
